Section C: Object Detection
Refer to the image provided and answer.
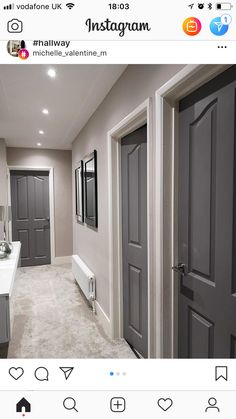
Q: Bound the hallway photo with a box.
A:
[0,64,235,359]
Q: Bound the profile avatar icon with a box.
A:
[205,397,220,412]
[7,40,24,57]
[7,40,29,60]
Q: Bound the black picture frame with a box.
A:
[84,150,98,228]
[75,160,84,223]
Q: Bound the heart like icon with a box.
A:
[9,367,24,380]
[157,398,173,411]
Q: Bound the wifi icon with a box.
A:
[66,2,75,9]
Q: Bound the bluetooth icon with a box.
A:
[208,2,213,9]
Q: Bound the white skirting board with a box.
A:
[95,300,111,338]
[52,256,72,265]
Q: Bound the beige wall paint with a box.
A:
[7,147,73,258]
[0,139,7,239]
[72,64,185,318]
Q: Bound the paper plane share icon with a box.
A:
[59,367,74,380]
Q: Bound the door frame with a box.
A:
[155,64,231,358]
[7,166,56,265]
[108,98,156,358]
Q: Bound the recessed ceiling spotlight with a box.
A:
[39,130,44,135]
[37,142,42,147]
[47,68,56,78]
[42,109,49,115]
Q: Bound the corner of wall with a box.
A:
[0,139,7,240]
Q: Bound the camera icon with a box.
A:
[7,19,23,33]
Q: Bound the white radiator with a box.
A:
[72,255,96,312]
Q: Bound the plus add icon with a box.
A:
[110,397,126,413]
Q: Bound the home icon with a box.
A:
[16,398,31,413]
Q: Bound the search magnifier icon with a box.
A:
[63,397,78,413]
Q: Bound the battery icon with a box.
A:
[216,2,233,9]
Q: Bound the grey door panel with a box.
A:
[178,67,236,358]
[11,171,51,267]
[121,125,148,358]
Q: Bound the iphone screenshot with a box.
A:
[0,0,235,417]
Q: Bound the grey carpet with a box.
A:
[8,264,135,358]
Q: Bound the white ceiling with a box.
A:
[0,65,127,150]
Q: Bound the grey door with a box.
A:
[121,125,148,358]
[11,171,51,267]
[178,66,236,358]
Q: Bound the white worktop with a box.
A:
[0,241,21,297]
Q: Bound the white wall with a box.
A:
[0,139,7,240]
[72,64,185,319]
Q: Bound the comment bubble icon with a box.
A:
[34,367,49,382]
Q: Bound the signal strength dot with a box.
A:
[66,2,75,9]
[3,3,14,9]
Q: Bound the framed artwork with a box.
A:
[75,160,84,223]
[84,150,98,228]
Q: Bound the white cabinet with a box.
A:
[0,297,10,343]
[0,242,21,346]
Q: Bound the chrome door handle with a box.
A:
[172,263,188,276]
[44,217,50,229]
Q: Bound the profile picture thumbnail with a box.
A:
[7,40,29,59]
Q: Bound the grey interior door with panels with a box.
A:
[177,66,236,358]
[11,171,51,267]
[121,125,148,358]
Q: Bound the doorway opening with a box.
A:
[108,99,156,358]
[8,166,55,266]
[177,66,236,358]
[10,170,51,267]
[121,125,148,358]
[156,64,232,358]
